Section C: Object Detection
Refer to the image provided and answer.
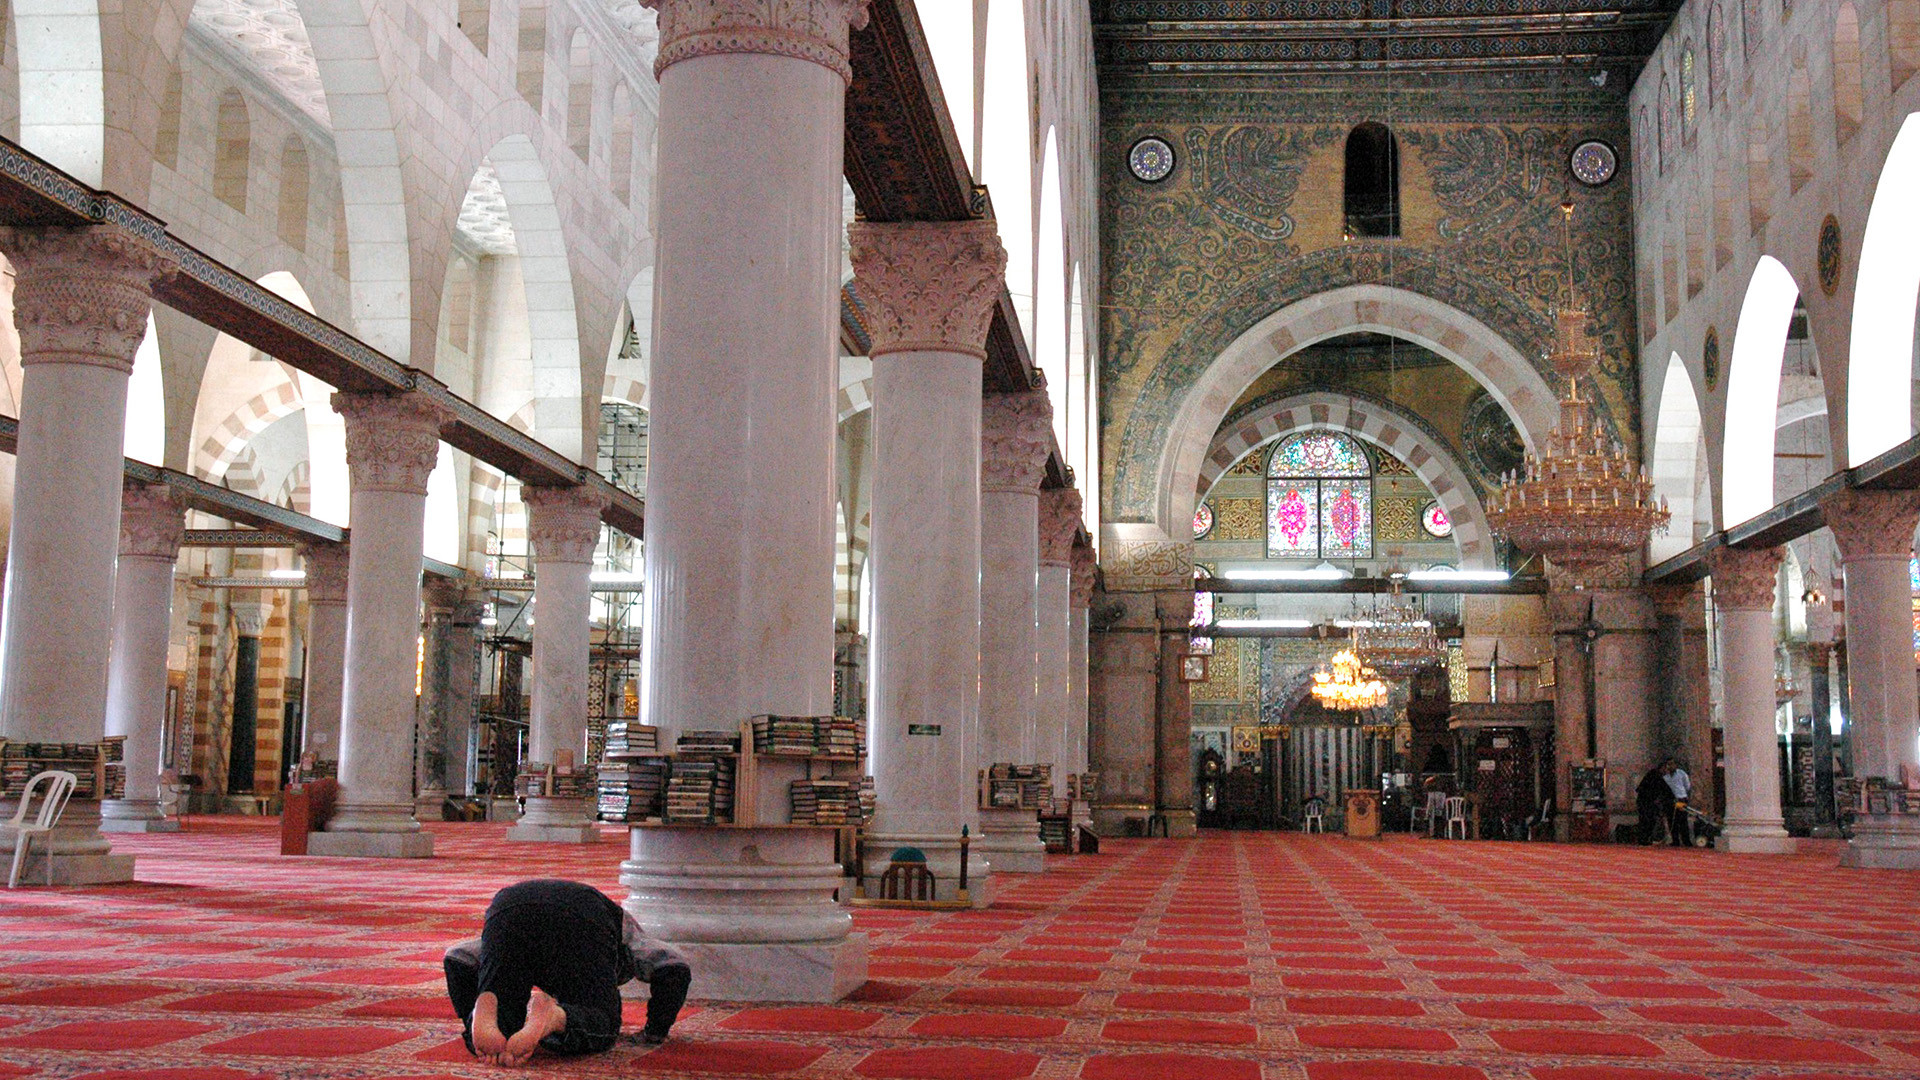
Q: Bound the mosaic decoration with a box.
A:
[1374,451,1414,476]
[1570,140,1618,187]
[1211,497,1266,541]
[1462,389,1527,481]
[1185,124,1340,242]
[1267,482,1319,555]
[1448,639,1470,701]
[1128,136,1177,182]
[1703,326,1721,391]
[1819,214,1843,296]
[1320,479,1373,558]
[1194,500,1215,539]
[1270,432,1368,477]
[1227,447,1268,475]
[1376,497,1422,542]
[1423,501,1455,538]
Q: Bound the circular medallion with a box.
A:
[1420,502,1454,539]
[1818,214,1842,296]
[1193,501,1215,540]
[1703,326,1721,392]
[1462,390,1527,483]
[1128,136,1176,183]
[1569,140,1618,186]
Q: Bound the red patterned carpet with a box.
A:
[2,821,1919,1080]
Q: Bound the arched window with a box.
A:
[1266,432,1373,559]
[1680,44,1697,140]
[459,0,489,52]
[1743,0,1764,61]
[214,88,251,213]
[518,0,547,110]
[1833,4,1863,144]
[155,64,182,170]
[1657,73,1675,172]
[277,136,309,251]
[567,28,591,161]
[610,82,634,204]
[1707,1,1728,107]
[1342,123,1399,238]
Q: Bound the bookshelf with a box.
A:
[0,737,127,801]
[597,716,872,829]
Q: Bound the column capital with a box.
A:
[299,543,350,604]
[1820,488,1920,560]
[1710,547,1782,612]
[1070,542,1097,609]
[848,219,1006,359]
[1646,581,1702,619]
[118,483,182,560]
[525,485,608,565]
[642,0,871,84]
[1102,539,1194,593]
[423,578,477,613]
[1039,488,1083,568]
[331,391,448,496]
[232,600,269,637]
[981,391,1052,495]
[1,225,174,374]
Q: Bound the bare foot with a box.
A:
[499,987,566,1065]
[470,992,508,1062]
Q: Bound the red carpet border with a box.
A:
[0,820,1918,1078]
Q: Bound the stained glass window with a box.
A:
[1909,554,1918,592]
[1320,479,1373,558]
[1194,501,1215,540]
[1681,46,1698,132]
[1191,566,1214,656]
[1267,481,1319,556]
[1911,608,1919,665]
[1421,501,1453,538]
[1266,432,1373,559]
[1269,432,1369,477]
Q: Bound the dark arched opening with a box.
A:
[1344,122,1400,239]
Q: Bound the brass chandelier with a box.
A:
[1311,640,1390,711]
[1487,203,1669,571]
[1357,595,1444,674]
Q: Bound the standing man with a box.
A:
[1663,759,1693,848]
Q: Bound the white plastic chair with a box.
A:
[1443,795,1469,839]
[1417,791,1448,837]
[1303,797,1325,834]
[4,770,78,888]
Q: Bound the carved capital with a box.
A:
[1,225,174,374]
[641,0,871,83]
[848,220,1006,359]
[332,391,448,496]
[119,483,183,560]
[1038,488,1083,567]
[1102,539,1195,594]
[1820,488,1920,561]
[300,543,350,604]
[981,391,1052,495]
[232,601,269,637]
[1070,542,1097,609]
[525,485,608,565]
[1646,581,1702,619]
[1710,547,1782,612]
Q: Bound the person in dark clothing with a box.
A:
[443,879,691,1065]
[1635,765,1675,845]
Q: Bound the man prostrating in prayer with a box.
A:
[443,879,692,1064]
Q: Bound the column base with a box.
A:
[860,832,996,907]
[621,825,855,944]
[670,935,868,1003]
[1840,813,1920,868]
[305,830,435,859]
[415,791,448,822]
[506,821,602,844]
[100,817,179,834]
[1159,809,1198,837]
[976,807,1045,873]
[1716,822,1797,854]
[100,799,177,833]
[4,851,136,885]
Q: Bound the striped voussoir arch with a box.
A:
[1197,391,1494,569]
[277,461,311,515]
[194,381,304,482]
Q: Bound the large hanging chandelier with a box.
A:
[1311,641,1390,711]
[1487,203,1669,577]
[1357,595,1444,674]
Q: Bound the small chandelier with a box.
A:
[1312,641,1390,711]
[1357,594,1444,674]
[1487,202,1669,577]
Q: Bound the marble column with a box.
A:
[1821,489,1920,866]
[1035,488,1080,804]
[0,225,170,884]
[443,596,485,797]
[413,583,459,822]
[976,390,1052,872]
[101,483,183,832]
[623,0,869,1002]
[511,485,606,843]
[1711,546,1795,853]
[225,601,267,801]
[308,392,447,859]
[848,218,1004,905]
[298,543,349,770]
[1067,542,1094,810]
[1153,589,1198,836]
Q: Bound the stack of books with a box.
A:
[817,716,864,758]
[676,729,741,755]
[1039,815,1072,852]
[789,778,861,825]
[0,740,114,799]
[548,769,587,799]
[1068,772,1099,803]
[663,757,737,823]
[597,756,670,822]
[857,774,876,822]
[604,722,660,755]
[986,763,1054,810]
[752,715,819,755]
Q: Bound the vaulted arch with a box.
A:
[1847,112,1920,465]
[1722,255,1802,525]
[1649,352,1711,563]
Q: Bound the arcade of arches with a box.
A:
[0,0,1915,1072]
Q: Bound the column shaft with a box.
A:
[511,486,605,842]
[102,484,183,832]
[1153,590,1196,836]
[298,544,348,769]
[1711,547,1793,853]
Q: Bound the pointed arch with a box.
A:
[459,0,490,52]
[1846,113,1920,465]
[1343,122,1401,238]
[519,0,549,111]
[982,0,1033,349]
[155,63,183,172]
[278,136,311,252]
[1723,255,1802,525]
[1747,111,1772,235]
[1891,0,1918,89]
[1833,5,1863,145]
[1787,49,1813,192]
[1713,160,1735,269]
[1650,353,1709,562]
[214,89,251,213]
[611,82,635,204]
[567,28,592,162]
[14,0,103,183]
[1036,126,1066,448]
[1707,0,1729,107]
